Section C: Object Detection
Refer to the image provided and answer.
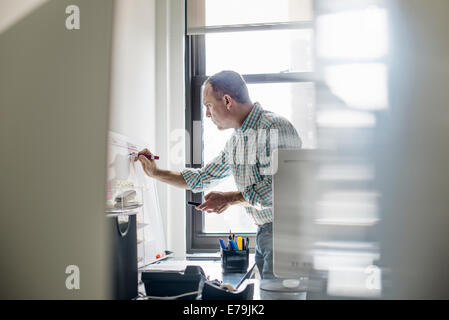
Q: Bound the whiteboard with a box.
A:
[106,131,166,267]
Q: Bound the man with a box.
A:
[136,70,301,279]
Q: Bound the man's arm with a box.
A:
[152,168,189,189]
[180,149,231,192]
[136,147,231,192]
[135,149,189,189]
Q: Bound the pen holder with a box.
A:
[221,248,249,273]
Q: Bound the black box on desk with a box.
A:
[141,266,205,300]
[221,248,249,273]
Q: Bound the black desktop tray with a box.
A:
[141,266,205,300]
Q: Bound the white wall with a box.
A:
[109,0,156,147]
[109,0,186,255]
[155,0,186,255]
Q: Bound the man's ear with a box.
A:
[223,94,232,111]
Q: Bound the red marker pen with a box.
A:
[130,152,159,160]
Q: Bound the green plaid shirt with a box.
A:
[182,102,302,225]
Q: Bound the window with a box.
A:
[185,0,316,252]
[205,29,313,75]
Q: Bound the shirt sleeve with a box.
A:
[242,175,272,210]
[181,149,231,193]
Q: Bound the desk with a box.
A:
[138,254,256,299]
[250,279,307,300]
[138,255,316,300]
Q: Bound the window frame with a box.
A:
[185,6,315,253]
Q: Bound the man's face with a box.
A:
[202,83,232,130]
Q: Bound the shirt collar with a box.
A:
[238,102,262,133]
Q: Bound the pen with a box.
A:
[219,238,227,250]
[229,240,239,250]
[229,230,232,241]
[246,237,250,250]
[237,237,243,250]
[187,201,201,206]
[130,152,160,160]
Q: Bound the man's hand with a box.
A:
[134,148,158,177]
[196,191,246,214]
[133,148,189,189]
